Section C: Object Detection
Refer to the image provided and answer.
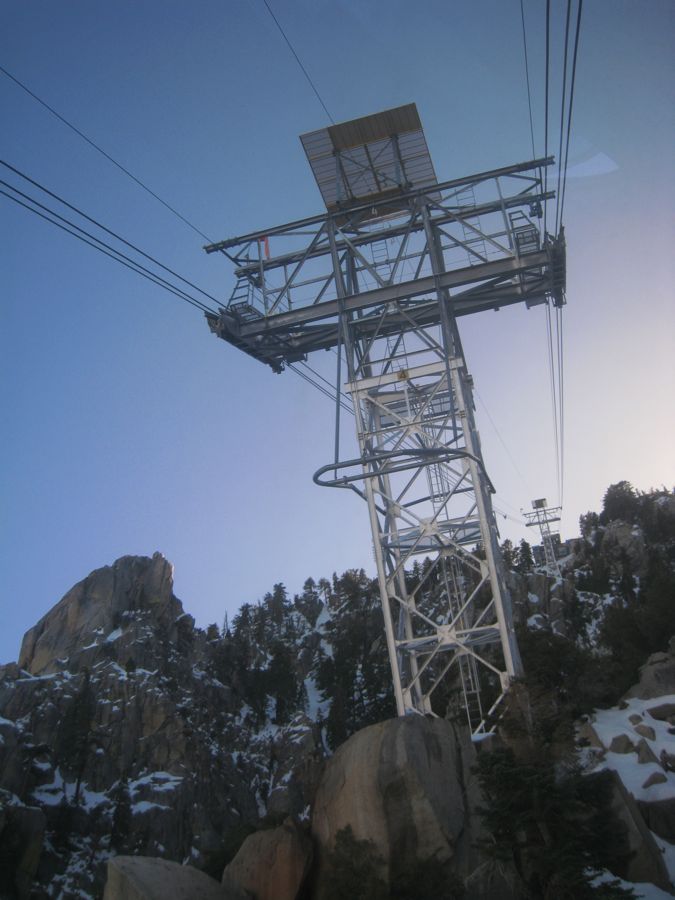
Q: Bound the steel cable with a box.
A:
[559,0,583,226]
[0,188,213,314]
[0,64,215,243]
[0,160,221,308]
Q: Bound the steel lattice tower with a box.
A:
[205,105,565,732]
[525,498,563,577]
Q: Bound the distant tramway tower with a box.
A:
[205,105,566,732]
[525,498,563,578]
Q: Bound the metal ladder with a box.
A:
[371,238,393,283]
[441,556,484,729]
[455,185,489,265]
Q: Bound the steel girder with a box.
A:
[321,350,524,729]
[205,158,564,376]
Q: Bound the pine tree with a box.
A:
[500,539,516,570]
[321,826,388,900]
[110,774,132,853]
[390,858,465,899]
[618,550,636,604]
[267,641,297,724]
[516,539,534,573]
[601,481,638,524]
[474,600,641,900]
[599,543,675,694]
[294,577,323,626]
[476,747,635,899]
[579,511,599,539]
[267,583,291,628]
[56,668,96,804]
[316,570,393,748]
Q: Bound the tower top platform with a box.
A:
[300,103,438,214]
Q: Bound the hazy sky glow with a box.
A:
[1,0,673,664]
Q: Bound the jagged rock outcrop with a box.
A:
[310,716,481,895]
[606,771,673,890]
[625,636,675,700]
[0,799,46,899]
[222,818,313,900]
[506,569,576,634]
[19,554,180,676]
[599,520,648,577]
[0,555,324,898]
[578,664,675,892]
[638,797,675,845]
[266,716,324,821]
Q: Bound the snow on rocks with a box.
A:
[627,638,675,700]
[593,870,674,900]
[581,693,675,851]
[104,627,123,643]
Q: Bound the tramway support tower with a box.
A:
[525,498,563,578]
[205,105,566,733]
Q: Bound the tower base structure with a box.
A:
[315,346,523,731]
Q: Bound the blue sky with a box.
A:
[1,0,673,663]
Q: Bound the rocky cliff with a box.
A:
[18,554,179,676]
[0,555,490,899]
[0,554,324,898]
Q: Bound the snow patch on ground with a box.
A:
[79,785,110,811]
[16,672,60,683]
[305,675,329,720]
[100,662,128,680]
[593,870,674,899]
[315,605,334,658]
[31,768,67,806]
[132,800,170,814]
[589,695,675,803]
[252,715,281,741]
[129,771,183,794]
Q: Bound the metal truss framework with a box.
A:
[205,153,565,732]
[525,499,563,578]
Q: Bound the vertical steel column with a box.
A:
[421,205,523,690]
[327,217,407,716]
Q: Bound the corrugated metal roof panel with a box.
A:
[326,103,421,151]
[300,103,437,214]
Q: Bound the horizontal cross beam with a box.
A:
[204,156,553,255]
